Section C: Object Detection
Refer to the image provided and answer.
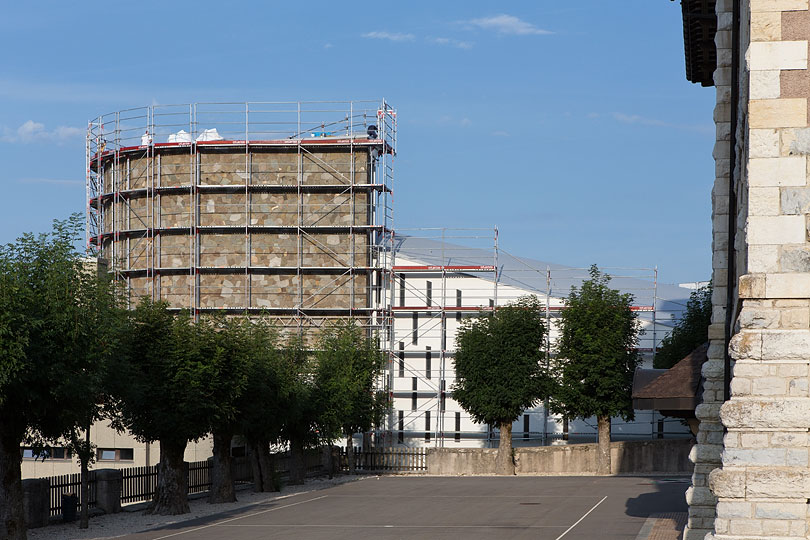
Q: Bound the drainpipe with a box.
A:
[724,0,741,402]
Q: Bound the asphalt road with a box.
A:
[119,476,689,540]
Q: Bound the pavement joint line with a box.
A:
[221,524,568,529]
[554,495,608,540]
[324,494,601,498]
[634,517,658,540]
[150,495,328,539]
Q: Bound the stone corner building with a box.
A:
[681,0,810,539]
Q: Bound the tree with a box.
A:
[202,316,253,504]
[236,319,287,493]
[553,265,641,475]
[453,296,550,475]
[110,300,214,515]
[654,285,711,369]
[277,334,318,485]
[313,322,386,473]
[0,215,117,539]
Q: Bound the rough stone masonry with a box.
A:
[684,1,810,539]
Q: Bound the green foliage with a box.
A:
[110,300,214,447]
[654,285,712,369]
[313,322,386,443]
[452,295,550,426]
[237,318,287,446]
[552,265,641,422]
[0,214,122,446]
[277,334,319,447]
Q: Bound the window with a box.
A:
[455,412,461,442]
[412,377,418,410]
[440,380,446,412]
[398,411,404,444]
[425,346,431,379]
[21,447,70,460]
[425,411,431,443]
[426,281,432,306]
[97,448,134,462]
[398,342,405,378]
[412,312,418,345]
[456,289,462,321]
[399,275,406,306]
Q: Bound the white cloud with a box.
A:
[492,130,510,137]
[465,14,552,36]
[1,120,83,144]
[429,37,474,49]
[611,112,713,134]
[324,43,334,49]
[362,31,415,42]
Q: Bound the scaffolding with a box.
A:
[386,228,691,447]
[86,101,396,337]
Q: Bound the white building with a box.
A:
[386,230,696,448]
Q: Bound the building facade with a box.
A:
[680,1,810,538]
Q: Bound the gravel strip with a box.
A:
[28,475,368,540]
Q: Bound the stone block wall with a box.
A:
[695,1,810,539]
[98,146,377,316]
[683,1,740,537]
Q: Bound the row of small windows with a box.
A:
[397,411,463,443]
[394,414,534,444]
[22,447,133,461]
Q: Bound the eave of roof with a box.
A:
[681,0,718,87]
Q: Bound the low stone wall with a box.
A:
[428,438,694,476]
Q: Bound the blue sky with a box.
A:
[0,1,715,285]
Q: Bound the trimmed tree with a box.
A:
[278,334,318,485]
[202,315,253,504]
[654,285,711,369]
[237,318,286,493]
[313,322,386,473]
[553,265,641,475]
[453,295,550,475]
[0,216,120,539]
[110,300,214,515]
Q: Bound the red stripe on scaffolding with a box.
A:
[392,265,496,272]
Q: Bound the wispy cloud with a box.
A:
[611,112,713,134]
[17,178,83,186]
[429,37,474,49]
[464,14,552,36]
[492,130,510,137]
[1,120,83,144]
[362,31,415,42]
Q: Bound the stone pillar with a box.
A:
[706,1,810,539]
[22,478,49,529]
[95,469,122,514]
[682,2,735,538]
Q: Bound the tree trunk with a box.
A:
[209,430,236,504]
[249,442,263,493]
[79,426,91,529]
[264,450,278,492]
[597,415,612,475]
[148,439,189,515]
[346,434,355,475]
[496,421,515,476]
[0,427,26,540]
[288,436,305,485]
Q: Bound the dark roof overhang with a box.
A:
[680,0,718,86]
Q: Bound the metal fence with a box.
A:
[47,471,97,517]
[340,446,427,472]
[46,447,422,515]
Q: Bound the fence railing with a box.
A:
[340,446,427,472]
[46,446,422,515]
[47,471,97,517]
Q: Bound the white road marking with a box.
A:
[554,496,608,540]
[151,495,328,539]
[222,524,566,529]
